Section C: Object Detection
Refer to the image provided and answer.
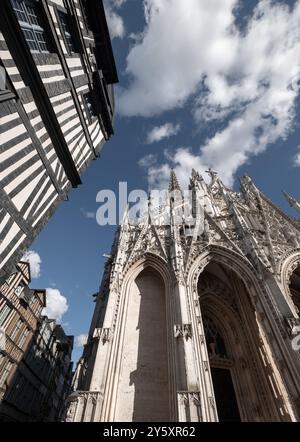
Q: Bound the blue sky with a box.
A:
[25,0,300,364]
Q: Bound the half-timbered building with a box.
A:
[0,0,118,281]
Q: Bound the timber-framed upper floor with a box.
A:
[0,0,118,281]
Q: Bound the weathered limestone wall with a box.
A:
[114,269,170,422]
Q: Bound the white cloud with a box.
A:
[85,212,95,219]
[145,148,205,190]
[80,208,96,219]
[119,0,300,186]
[104,0,126,39]
[21,250,41,279]
[147,123,180,143]
[294,146,300,166]
[74,334,88,347]
[43,288,69,322]
[138,153,157,168]
[118,0,238,116]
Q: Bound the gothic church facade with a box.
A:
[65,170,300,422]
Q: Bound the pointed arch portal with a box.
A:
[114,267,170,422]
[197,261,288,422]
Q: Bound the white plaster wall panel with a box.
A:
[66,57,82,68]
[0,149,36,183]
[0,233,26,268]
[23,102,37,114]
[61,117,81,137]
[1,112,19,125]
[57,107,78,124]
[12,170,46,214]
[23,173,50,220]
[63,121,82,143]
[52,99,74,115]
[37,64,62,72]
[0,214,10,237]
[4,155,42,195]
[0,222,22,260]
[49,0,65,7]
[29,181,56,219]
[42,137,52,150]
[32,192,59,227]
[76,85,89,93]
[0,138,31,163]
[0,50,12,60]
[50,92,72,104]
[70,70,85,78]
[0,46,25,90]
[2,123,26,144]
[93,131,104,149]
[42,75,66,84]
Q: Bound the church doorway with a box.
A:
[210,367,241,422]
[197,261,288,421]
[202,313,241,421]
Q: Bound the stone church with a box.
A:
[65,169,300,422]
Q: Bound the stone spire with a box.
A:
[168,168,181,193]
[283,191,300,214]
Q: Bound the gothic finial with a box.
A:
[191,168,203,181]
[240,175,256,194]
[168,168,181,193]
[283,191,300,213]
[191,168,198,178]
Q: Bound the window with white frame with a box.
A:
[11,0,50,53]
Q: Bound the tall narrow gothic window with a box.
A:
[203,315,228,359]
[11,0,50,53]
